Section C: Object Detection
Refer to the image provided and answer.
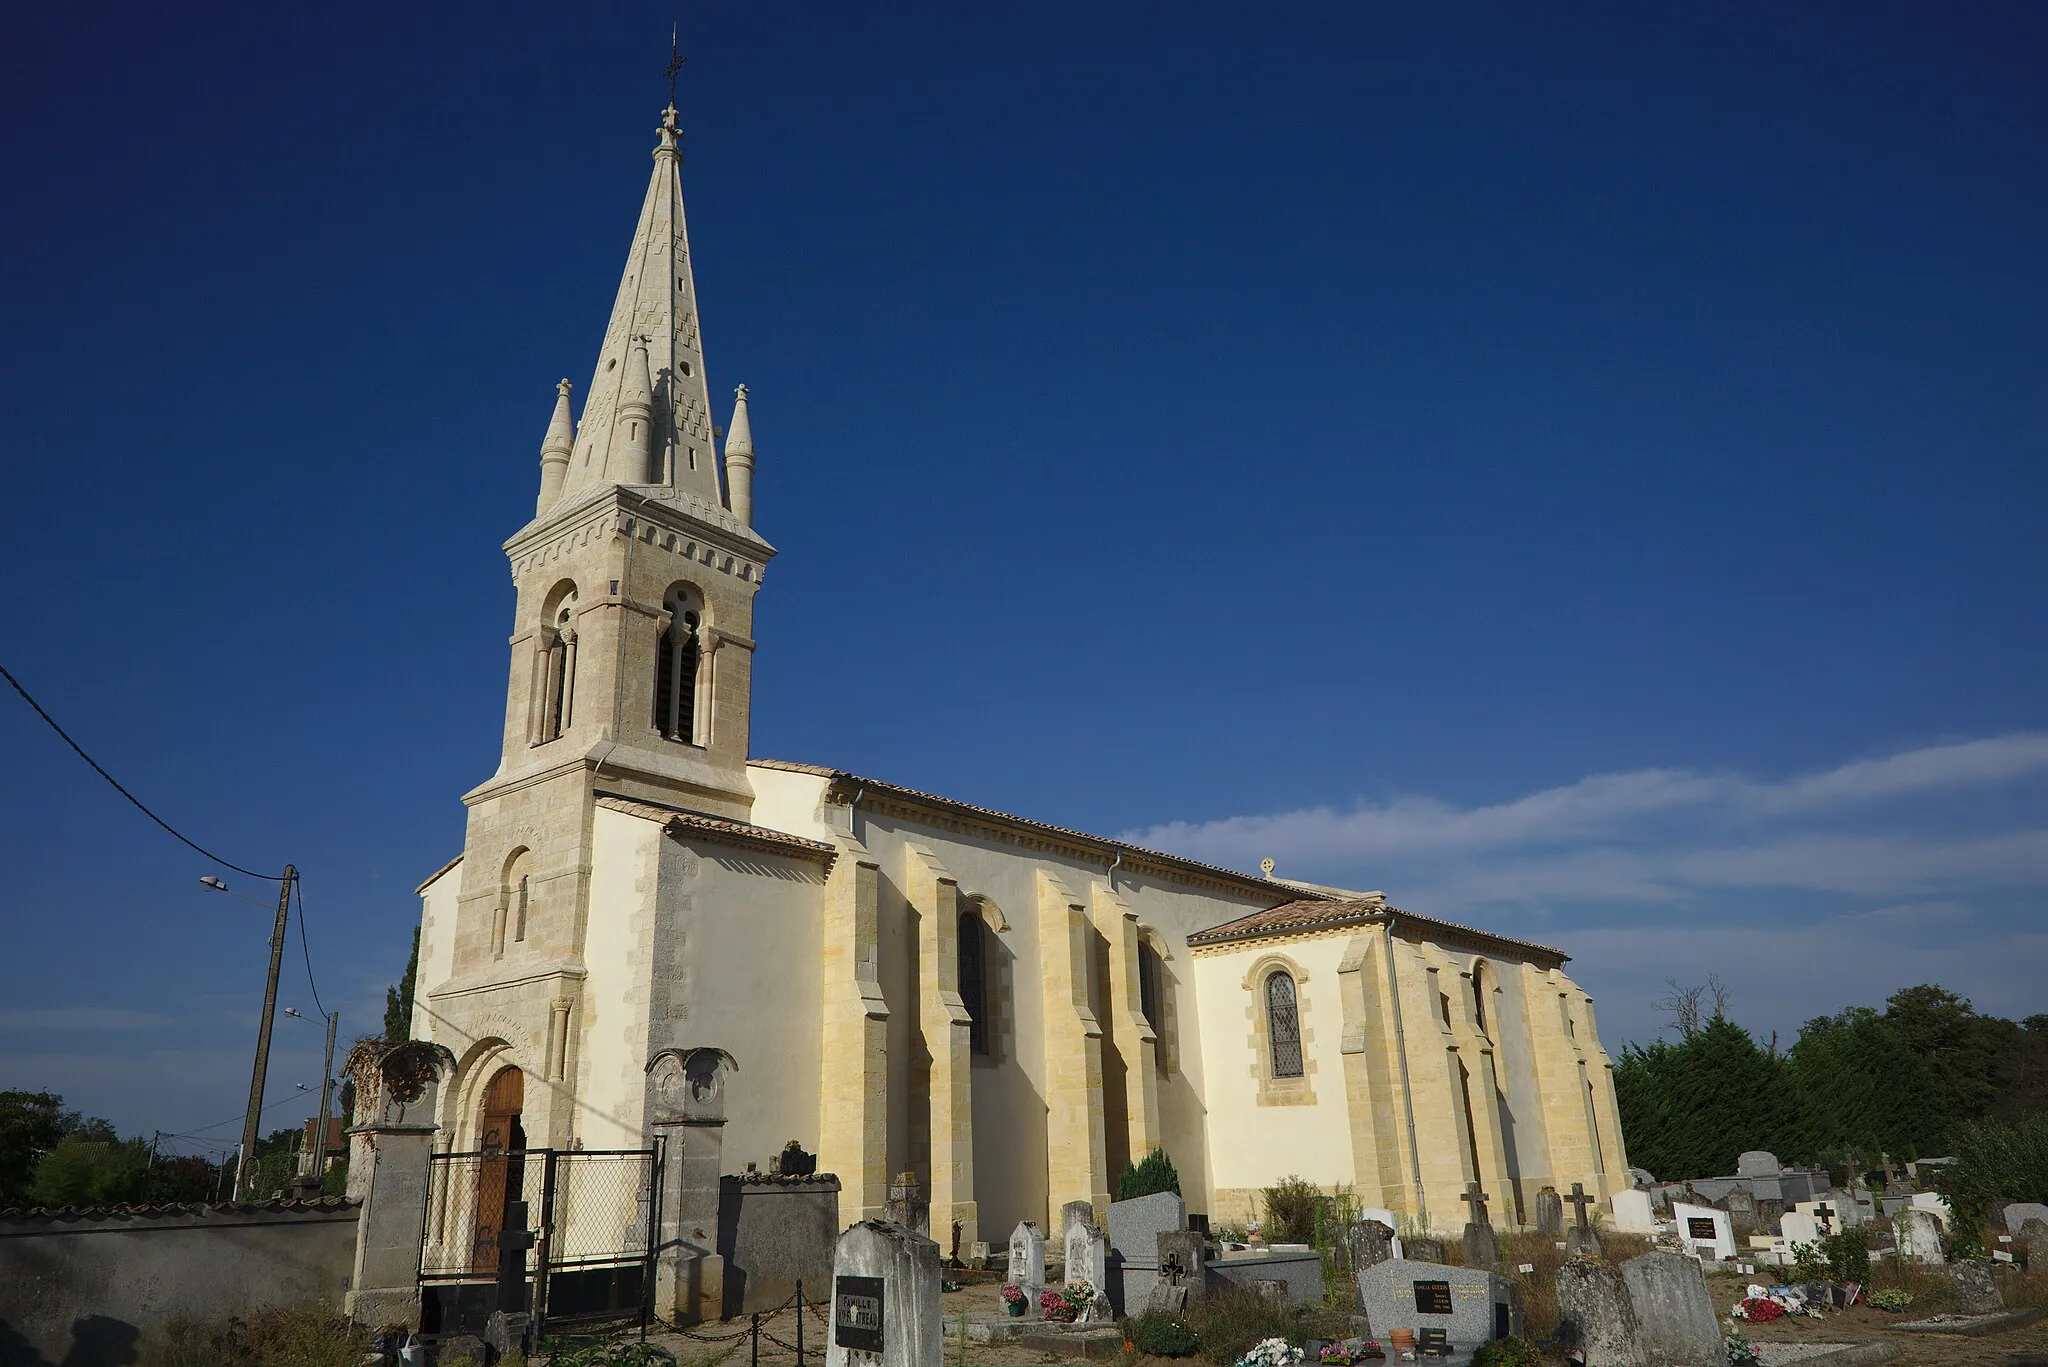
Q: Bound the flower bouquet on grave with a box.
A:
[1001,1284,1028,1316]
[1039,1287,1079,1323]
[1318,1345,1354,1365]
[1732,1297,1785,1323]
[1236,1338,1306,1367]
[1725,1333,1759,1367]
[1064,1279,1098,1320]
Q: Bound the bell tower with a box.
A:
[433,102,772,1147]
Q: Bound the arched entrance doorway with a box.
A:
[471,1065,526,1274]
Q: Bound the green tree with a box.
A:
[1883,985,2002,1126]
[27,1136,151,1208]
[1787,1007,1946,1159]
[1616,1016,1803,1178]
[1931,1114,2048,1235]
[1,1090,70,1207]
[1117,1147,1182,1200]
[384,927,419,1043]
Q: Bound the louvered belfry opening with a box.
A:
[958,911,989,1056]
[654,603,701,742]
[1267,971,1304,1078]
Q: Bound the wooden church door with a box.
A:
[471,1066,526,1275]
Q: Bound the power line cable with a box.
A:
[0,661,283,881]
[293,878,329,1022]
[165,1088,317,1140]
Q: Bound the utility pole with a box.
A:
[310,1008,339,1186]
[236,865,295,1199]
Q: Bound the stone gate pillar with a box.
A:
[649,1046,736,1324]
[343,1040,457,1328]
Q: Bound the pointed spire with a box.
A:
[536,379,575,514]
[557,107,724,506]
[724,384,755,527]
[611,337,658,481]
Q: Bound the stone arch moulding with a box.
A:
[1136,924,1174,958]
[963,892,1009,934]
[446,1024,535,1147]
[1241,949,1318,1106]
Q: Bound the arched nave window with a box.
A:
[654,584,704,744]
[1266,971,1304,1078]
[958,911,989,1057]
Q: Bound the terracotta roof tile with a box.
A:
[1186,896,1568,963]
[750,759,1304,901]
[595,793,838,862]
[0,1195,357,1222]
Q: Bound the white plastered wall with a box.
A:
[1193,934,1357,1207]
[411,862,463,1042]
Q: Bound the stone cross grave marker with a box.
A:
[1358,1258,1521,1365]
[1149,1229,1207,1315]
[1619,1251,1720,1367]
[1564,1182,1605,1257]
[828,1221,941,1367]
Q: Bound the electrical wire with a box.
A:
[0,661,284,881]
[293,878,329,1023]
[163,1088,317,1140]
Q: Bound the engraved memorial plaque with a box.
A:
[1687,1217,1718,1241]
[1413,1280,1454,1315]
[835,1274,885,1353]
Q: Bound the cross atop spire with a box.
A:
[664,26,686,111]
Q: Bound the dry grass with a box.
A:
[137,1305,365,1367]
[1486,1231,1653,1340]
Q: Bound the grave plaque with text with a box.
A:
[835,1275,885,1353]
[1686,1218,1717,1241]
[1414,1281,1454,1314]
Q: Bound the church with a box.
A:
[408,101,1629,1251]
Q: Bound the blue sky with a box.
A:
[2,1,2044,1147]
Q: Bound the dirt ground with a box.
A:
[640,1271,2048,1367]
[1705,1273,2048,1367]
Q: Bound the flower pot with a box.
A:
[1387,1330,1415,1358]
[1007,1301,1026,1317]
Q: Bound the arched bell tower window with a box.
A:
[1266,971,1304,1078]
[958,911,989,1056]
[654,584,704,745]
[534,584,578,745]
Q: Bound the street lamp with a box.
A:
[282,1006,341,1189]
[203,867,296,1198]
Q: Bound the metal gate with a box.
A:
[420,1143,661,1339]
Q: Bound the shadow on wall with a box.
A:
[0,1315,140,1367]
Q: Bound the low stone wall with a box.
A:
[0,1198,359,1367]
[717,1175,841,1317]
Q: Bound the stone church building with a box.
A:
[409,102,1628,1247]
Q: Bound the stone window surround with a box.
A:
[1136,924,1176,1077]
[1241,950,1317,1106]
[963,894,1012,1068]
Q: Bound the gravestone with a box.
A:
[1535,1189,1564,1237]
[1459,1184,1501,1271]
[1105,1190,1186,1313]
[1148,1229,1207,1314]
[1064,1217,1112,1322]
[1554,1258,1645,1367]
[1008,1221,1047,1294]
[1406,1237,1446,1263]
[2003,1203,2048,1235]
[1736,1151,1781,1178]
[828,1221,941,1367]
[1779,1212,1820,1249]
[1357,1258,1522,1365]
[1618,1252,1719,1367]
[1909,1191,1952,1224]
[1721,1187,1755,1225]
[886,1171,930,1238]
[1564,1183,1604,1258]
[1897,1207,1945,1263]
[1670,1202,1735,1263]
[1947,1260,2004,1315]
[1754,1198,1785,1235]
[1608,1190,1656,1233]
[1349,1219,1399,1276]
[1793,1200,1839,1236]
[2017,1219,2048,1270]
